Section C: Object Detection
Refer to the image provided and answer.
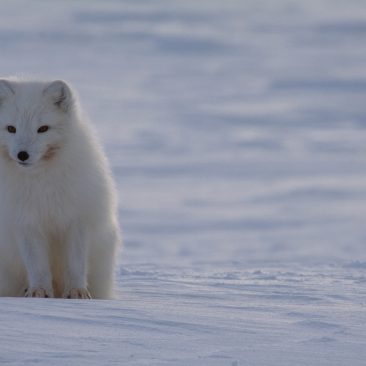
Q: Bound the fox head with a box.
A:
[0,79,75,168]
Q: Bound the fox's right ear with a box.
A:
[0,80,15,102]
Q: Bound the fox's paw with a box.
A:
[25,287,53,298]
[64,288,92,299]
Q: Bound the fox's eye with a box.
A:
[7,126,16,133]
[37,125,49,133]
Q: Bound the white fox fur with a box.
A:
[0,78,120,299]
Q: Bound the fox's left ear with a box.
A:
[43,80,74,112]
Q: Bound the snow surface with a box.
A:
[1,0,366,364]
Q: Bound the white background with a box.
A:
[1,1,366,365]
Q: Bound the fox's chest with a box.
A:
[10,177,78,230]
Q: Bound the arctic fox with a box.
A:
[0,78,120,299]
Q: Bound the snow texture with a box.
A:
[1,0,366,365]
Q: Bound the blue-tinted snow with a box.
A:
[1,0,366,365]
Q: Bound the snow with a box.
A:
[1,0,366,364]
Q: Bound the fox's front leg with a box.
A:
[63,225,91,299]
[17,231,54,298]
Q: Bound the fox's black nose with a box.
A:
[17,151,29,162]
